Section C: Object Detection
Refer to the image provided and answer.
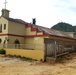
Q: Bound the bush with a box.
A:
[0,49,6,54]
[21,56,33,61]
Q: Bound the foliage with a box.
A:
[6,54,33,61]
[0,49,6,54]
[51,22,75,32]
[21,56,33,61]
[56,54,72,63]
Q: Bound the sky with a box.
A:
[0,0,76,28]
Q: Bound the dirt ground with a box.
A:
[0,53,76,75]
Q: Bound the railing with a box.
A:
[0,44,44,50]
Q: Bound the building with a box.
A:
[0,8,76,61]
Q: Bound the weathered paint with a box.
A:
[5,49,44,61]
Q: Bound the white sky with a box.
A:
[0,0,76,28]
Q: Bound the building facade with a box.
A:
[0,8,76,51]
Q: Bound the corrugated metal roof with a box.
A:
[32,25,72,38]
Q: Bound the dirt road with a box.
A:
[0,53,76,75]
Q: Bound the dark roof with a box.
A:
[4,17,25,24]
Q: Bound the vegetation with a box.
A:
[21,56,33,61]
[51,22,75,32]
[0,49,6,54]
[56,54,73,63]
[5,54,34,61]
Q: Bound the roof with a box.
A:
[2,17,76,40]
[4,17,25,24]
[32,25,72,38]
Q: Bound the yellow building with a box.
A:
[0,9,25,46]
[0,8,76,61]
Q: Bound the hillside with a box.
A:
[51,22,75,32]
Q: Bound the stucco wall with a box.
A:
[25,38,34,44]
[37,32,43,35]
[25,27,36,35]
[34,37,44,50]
[0,17,8,34]
[0,36,8,48]
[0,36,8,43]
[8,36,25,44]
[5,49,44,61]
[25,37,48,50]
[8,21,25,35]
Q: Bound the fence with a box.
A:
[45,43,76,61]
[0,44,44,50]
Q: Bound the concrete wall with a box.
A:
[5,49,44,61]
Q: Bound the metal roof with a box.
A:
[32,25,72,38]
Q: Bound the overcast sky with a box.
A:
[0,0,76,28]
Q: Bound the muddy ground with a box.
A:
[0,53,76,75]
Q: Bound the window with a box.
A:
[0,39,2,43]
[4,24,6,30]
[0,24,2,32]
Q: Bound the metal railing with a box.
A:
[0,44,44,50]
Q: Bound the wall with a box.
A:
[25,38,34,49]
[0,17,8,34]
[25,27,36,35]
[34,37,44,50]
[5,49,44,61]
[8,36,25,44]
[25,37,48,50]
[8,21,25,35]
[0,36,8,48]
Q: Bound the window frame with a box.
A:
[4,24,6,30]
[0,24,2,32]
